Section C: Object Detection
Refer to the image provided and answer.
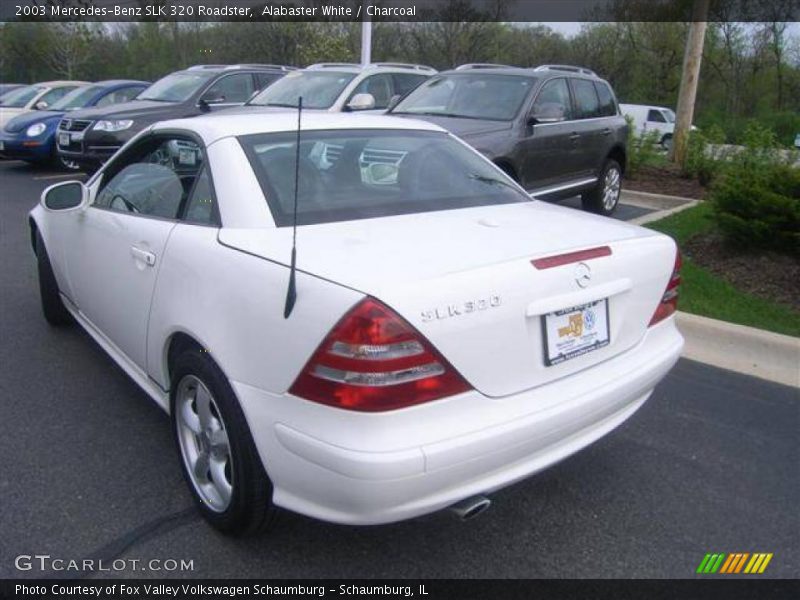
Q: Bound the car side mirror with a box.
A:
[529,102,566,125]
[41,180,86,211]
[35,100,49,110]
[199,93,226,111]
[346,93,376,111]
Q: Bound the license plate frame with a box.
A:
[542,299,610,366]
[58,133,70,147]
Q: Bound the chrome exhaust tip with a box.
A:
[449,494,491,521]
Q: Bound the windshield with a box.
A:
[138,72,214,102]
[239,129,529,226]
[392,74,536,121]
[248,71,356,109]
[663,109,676,123]
[50,85,103,111]
[0,85,42,108]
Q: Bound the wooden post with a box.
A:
[670,0,710,166]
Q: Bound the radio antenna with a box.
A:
[283,96,302,319]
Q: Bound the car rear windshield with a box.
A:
[0,85,42,108]
[137,72,215,102]
[392,73,537,121]
[247,71,357,109]
[50,85,104,111]
[239,129,530,227]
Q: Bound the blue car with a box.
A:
[0,79,148,169]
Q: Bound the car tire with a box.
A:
[582,159,622,217]
[661,135,673,153]
[57,156,82,172]
[170,347,278,536]
[35,232,73,326]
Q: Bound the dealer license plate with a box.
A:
[543,299,610,366]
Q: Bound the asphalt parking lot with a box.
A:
[0,159,797,579]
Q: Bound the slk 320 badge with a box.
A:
[420,295,502,322]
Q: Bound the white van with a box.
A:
[620,103,684,151]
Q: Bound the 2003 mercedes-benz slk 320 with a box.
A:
[29,113,683,535]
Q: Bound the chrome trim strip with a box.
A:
[529,177,597,198]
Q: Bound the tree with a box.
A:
[670,0,710,166]
[40,23,95,80]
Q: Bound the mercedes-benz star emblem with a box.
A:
[575,262,591,288]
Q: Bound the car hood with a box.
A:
[391,113,513,138]
[0,107,29,128]
[4,110,64,133]
[65,99,182,122]
[214,105,325,116]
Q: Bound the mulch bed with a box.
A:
[625,164,707,200]
[684,232,800,312]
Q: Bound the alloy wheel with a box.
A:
[175,375,234,512]
[59,157,81,171]
[602,167,621,211]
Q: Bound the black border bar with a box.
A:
[2,579,800,600]
[3,0,799,23]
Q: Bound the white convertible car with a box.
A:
[30,113,683,535]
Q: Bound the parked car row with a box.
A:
[1,80,149,169]
[15,61,629,216]
[54,62,434,172]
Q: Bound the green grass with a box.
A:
[646,203,800,337]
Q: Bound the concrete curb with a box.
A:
[622,188,700,209]
[676,312,800,388]
[619,189,700,226]
[629,198,699,226]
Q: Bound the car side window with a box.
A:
[203,73,255,104]
[182,167,218,226]
[95,87,141,107]
[95,137,205,220]
[391,74,428,98]
[571,79,601,119]
[255,72,281,92]
[648,109,666,123]
[532,78,573,120]
[38,86,76,107]
[594,82,617,117]
[351,74,393,109]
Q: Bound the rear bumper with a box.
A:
[233,318,683,525]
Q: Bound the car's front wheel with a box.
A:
[35,232,73,326]
[57,156,82,171]
[582,159,622,216]
[171,347,277,536]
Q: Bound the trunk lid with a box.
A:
[219,201,676,397]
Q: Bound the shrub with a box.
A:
[709,124,800,256]
[625,115,662,178]
[683,124,726,186]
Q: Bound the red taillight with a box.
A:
[289,298,472,411]
[648,250,682,327]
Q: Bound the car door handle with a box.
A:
[131,246,156,267]
[601,128,611,136]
